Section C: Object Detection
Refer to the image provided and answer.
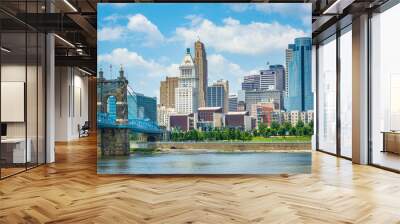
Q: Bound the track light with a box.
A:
[1,47,11,53]
[78,67,93,76]
[54,34,75,48]
[63,0,78,12]
[322,0,354,15]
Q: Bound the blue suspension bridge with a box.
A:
[97,67,162,156]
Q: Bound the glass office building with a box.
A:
[286,37,313,112]
[137,93,157,123]
[207,85,226,111]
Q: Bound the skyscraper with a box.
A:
[195,40,208,108]
[260,65,285,91]
[260,69,275,90]
[269,64,285,92]
[285,44,295,97]
[228,94,238,112]
[160,76,178,108]
[207,79,229,113]
[242,74,260,90]
[286,37,313,111]
[128,93,157,122]
[244,89,284,111]
[175,48,199,114]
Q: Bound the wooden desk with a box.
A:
[382,131,400,154]
[1,138,31,164]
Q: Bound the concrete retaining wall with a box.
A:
[141,142,311,152]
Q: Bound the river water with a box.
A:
[97,151,311,174]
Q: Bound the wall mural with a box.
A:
[97,3,313,174]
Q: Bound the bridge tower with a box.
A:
[97,66,130,156]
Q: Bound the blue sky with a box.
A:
[98,3,311,101]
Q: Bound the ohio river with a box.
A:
[97,151,311,174]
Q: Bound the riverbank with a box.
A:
[130,141,311,153]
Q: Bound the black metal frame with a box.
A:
[0,0,48,180]
[367,1,400,172]
[315,20,353,162]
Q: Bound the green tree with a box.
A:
[295,120,305,129]
[289,127,296,136]
[270,121,280,130]
[282,122,292,135]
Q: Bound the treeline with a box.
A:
[171,128,252,142]
[255,121,313,137]
[170,120,313,142]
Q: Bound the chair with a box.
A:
[79,121,90,138]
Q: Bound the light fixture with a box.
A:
[54,34,75,48]
[322,0,354,15]
[1,47,11,53]
[78,67,93,76]
[63,0,78,12]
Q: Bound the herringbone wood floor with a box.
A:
[1,136,400,224]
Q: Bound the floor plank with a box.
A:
[1,136,400,223]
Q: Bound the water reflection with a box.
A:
[98,152,311,174]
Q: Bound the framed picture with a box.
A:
[97,3,313,174]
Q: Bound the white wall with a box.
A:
[55,67,89,141]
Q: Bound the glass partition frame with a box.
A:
[0,0,47,179]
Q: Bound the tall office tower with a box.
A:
[285,44,295,97]
[242,74,260,90]
[157,105,175,129]
[228,94,238,112]
[175,48,199,114]
[269,65,285,92]
[244,89,284,111]
[128,92,157,122]
[207,80,229,113]
[260,69,276,90]
[160,76,178,108]
[286,37,313,111]
[195,40,208,108]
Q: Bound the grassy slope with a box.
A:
[250,136,312,143]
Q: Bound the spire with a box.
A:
[119,64,124,79]
[99,67,104,79]
[181,48,195,66]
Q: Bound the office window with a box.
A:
[317,36,337,154]
[371,4,400,171]
[340,28,352,158]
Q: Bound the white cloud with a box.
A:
[103,14,125,23]
[227,3,311,27]
[127,14,164,45]
[98,48,179,78]
[227,3,311,16]
[254,3,310,15]
[226,4,251,12]
[98,26,124,41]
[98,14,164,45]
[185,14,204,26]
[173,17,306,55]
[208,54,244,79]
[208,54,260,93]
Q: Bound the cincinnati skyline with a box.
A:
[98,3,311,100]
